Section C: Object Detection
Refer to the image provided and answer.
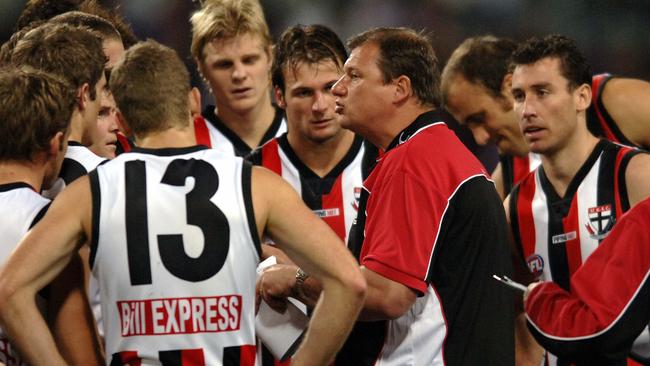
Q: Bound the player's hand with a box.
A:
[523,281,542,305]
[256,264,298,313]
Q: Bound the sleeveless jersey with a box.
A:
[509,140,643,366]
[587,73,639,148]
[248,134,365,243]
[195,106,287,157]
[0,183,50,366]
[42,142,105,199]
[500,152,542,196]
[89,146,261,366]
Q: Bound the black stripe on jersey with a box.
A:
[500,155,516,195]
[88,170,101,268]
[129,145,208,156]
[244,146,263,165]
[223,345,242,365]
[124,160,152,285]
[335,320,388,366]
[596,142,619,242]
[60,157,88,185]
[159,349,183,365]
[348,187,368,260]
[618,149,643,212]
[508,184,527,263]
[277,133,364,210]
[361,140,379,180]
[203,106,286,157]
[29,202,51,229]
[241,161,261,257]
[0,182,34,192]
[586,75,635,147]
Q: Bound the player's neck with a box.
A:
[540,129,600,198]
[67,110,86,145]
[215,94,276,150]
[288,129,356,178]
[135,121,197,149]
[0,160,46,192]
[374,103,434,150]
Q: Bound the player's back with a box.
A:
[89,146,260,365]
[0,183,49,365]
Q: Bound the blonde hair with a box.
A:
[190,0,272,63]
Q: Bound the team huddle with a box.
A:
[0,0,649,365]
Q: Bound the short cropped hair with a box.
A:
[190,0,272,63]
[272,24,347,92]
[50,11,122,42]
[11,22,106,100]
[510,34,592,90]
[0,66,76,161]
[348,27,441,108]
[110,40,191,137]
[15,0,137,48]
[441,35,517,103]
[0,20,44,66]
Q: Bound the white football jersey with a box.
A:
[89,146,261,366]
[0,183,50,366]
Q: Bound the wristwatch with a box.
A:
[294,267,308,299]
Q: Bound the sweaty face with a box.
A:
[445,74,528,156]
[89,89,119,158]
[278,60,343,144]
[511,57,587,156]
[199,33,272,115]
[332,43,394,143]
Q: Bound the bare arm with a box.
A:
[252,166,366,366]
[601,78,650,149]
[625,153,650,208]
[48,253,104,365]
[0,176,95,366]
[356,266,416,321]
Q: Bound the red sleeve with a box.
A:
[360,170,445,294]
[525,203,650,361]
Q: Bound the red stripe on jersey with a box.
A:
[517,175,537,259]
[117,132,132,153]
[261,139,282,175]
[321,174,347,240]
[194,116,212,148]
[513,155,531,186]
[591,74,617,142]
[562,194,583,277]
[613,146,633,218]
[240,345,256,366]
[274,358,291,366]
[120,351,141,366]
[628,359,644,366]
[181,349,205,366]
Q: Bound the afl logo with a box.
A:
[526,254,544,278]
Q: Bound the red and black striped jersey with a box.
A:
[526,196,650,365]
[509,140,644,365]
[194,106,287,157]
[247,133,365,243]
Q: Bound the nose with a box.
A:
[108,110,120,133]
[312,91,328,113]
[332,75,346,97]
[470,126,491,146]
[232,62,246,81]
[518,96,536,120]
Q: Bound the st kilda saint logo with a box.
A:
[585,204,615,240]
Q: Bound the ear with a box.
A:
[393,75,411,104]
[274,85,286,109]
[575,83,592,112]
[77,83,91,111]
[116,110,132,137]
[501,73,513,98]
[48,131,66,157]
[189,87,202,117]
